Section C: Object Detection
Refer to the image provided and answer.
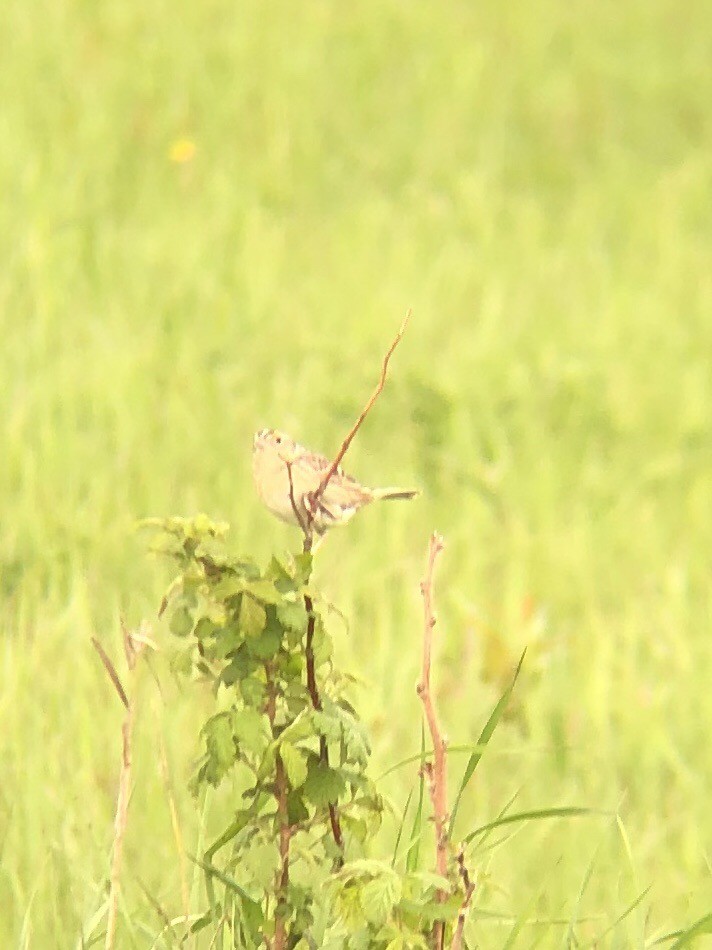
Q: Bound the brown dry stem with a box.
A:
[92,620,150,950]
[265,663,292,950]
[303,308,412,544]
[417,533,448,950]
[451,848,476,950]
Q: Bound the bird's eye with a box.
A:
[275,436,282,444]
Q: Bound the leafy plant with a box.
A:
[144,515,477,948]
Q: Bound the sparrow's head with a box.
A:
[253,428,293,455]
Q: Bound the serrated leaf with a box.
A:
[359,872,401,927]
[201,713,235,786]
[280,743,308,789]
[279,710,316,745]
[312,710,342,743]
[244,839,280,890]
[232,708,270,756]
[276,600,307,632]
[243,578,282,604]
[409,871,451,893]
[303,761,346,807]
[240,596,266,637]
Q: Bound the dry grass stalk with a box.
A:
[417,533,448,950]
[92,620,152,950]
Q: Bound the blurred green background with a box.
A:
[2,0,711,945]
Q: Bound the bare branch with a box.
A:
[303,589,345,865]
[265,663,293,950]
[305,309,412,531]
[416,532,448,950]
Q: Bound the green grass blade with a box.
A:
[650,913,712,948]
[449,651,526,837]
[563,844,600,947]
[391,786,414,868]
[463,807,598,846]
[581,885,651,948]
[406,723,426,873]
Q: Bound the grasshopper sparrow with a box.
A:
[252,428,418,540]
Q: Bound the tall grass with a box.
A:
[1,0,711,945]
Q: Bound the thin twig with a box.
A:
[416,534,448,950]
[451,848,476,950]
[285,458,310,541]
[304,590,345,865]
[305,309,412,536]
[92,621,150,950]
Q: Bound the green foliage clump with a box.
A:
[145,515,468,948]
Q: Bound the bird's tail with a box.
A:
[371,488,419,502]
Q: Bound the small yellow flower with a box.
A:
[169,138,196,164]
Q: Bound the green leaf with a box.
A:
[245,622,282,659]
[279,710,316,746]
[210,575,245,600]
[287,791,309,825]
[397,895,461,924]
[408,871,452,894]
[292,552,313,586]
[359,872,401,927]
[220,644,257,685]
[277,599,307,632]
[449,650,525,836]
[189,908,217,934]
[240,596,267,637]
[243,578,282,604]
[201,713,235,786]
[312,621,333,666]
[193,616,218,641]
[267,556,296,592]
[244,839,280,890]
[170,645,194,676]
[312,709,342,743]
[280,743,308,789]
[239,675,266,707]
[303,760,346,807]
[232,708,270,756]
[170,606,193,637]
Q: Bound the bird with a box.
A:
[252,428,418,542]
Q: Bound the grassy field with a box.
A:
[2,0,711,945]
